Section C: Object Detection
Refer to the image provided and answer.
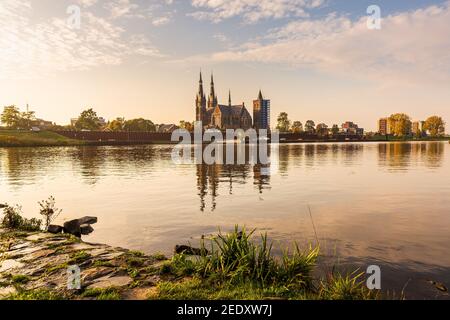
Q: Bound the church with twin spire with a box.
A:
[196,72,266,131]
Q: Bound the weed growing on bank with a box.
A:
[154,226,377,300]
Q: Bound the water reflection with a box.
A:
[0,142,445,210]
[194,144,271,211]
[377,142,444,170]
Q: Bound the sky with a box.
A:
[1,0,449,131]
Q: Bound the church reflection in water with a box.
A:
[195,145,272,212]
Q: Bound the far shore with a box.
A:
[0,129,449,148]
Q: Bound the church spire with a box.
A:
[228,90,232,107]
[208,72,217,109]
[258,90,263,101]
[196,71,206,122]
[198,71,204,96]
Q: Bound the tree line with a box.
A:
[275,112,341,136]
[386,113,445,137]
[0,106,163,133]
[275,112,446,137]
[0,105,38,130]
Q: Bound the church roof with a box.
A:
[216,104,249,117]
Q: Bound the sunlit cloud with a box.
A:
[0,0,163,79]
[200,1,450,85]
[188,0,325,23]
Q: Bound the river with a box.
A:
[1,142,449,298]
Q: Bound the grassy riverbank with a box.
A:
[0,130,85,147]
[0,225,378,300]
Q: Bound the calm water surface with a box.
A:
[1,142,449,298]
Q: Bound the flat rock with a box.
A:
[78,216,98,225]
[81,267,114,282]
[97,251,125,260]
[87,275,132,289]
[24,249,56,261]
[26,233,55,241]
[66,243,96,252]
[0,286,17,297]
[9,242,30,250]
[7,245,46,258]
[0,259,24,272]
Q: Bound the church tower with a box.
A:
[196,72,207,123]
[207,73,218,110]
[253,90,270,130]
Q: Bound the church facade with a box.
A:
[195,73,253,130]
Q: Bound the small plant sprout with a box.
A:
[38,196,62,230]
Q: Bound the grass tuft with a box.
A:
[82,287,121,300]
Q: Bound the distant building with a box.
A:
[158,124,179,133]
[378,118,389,135]
[195,72,253,130]
[341,121,364,135]
[98,117,107,127]
[31,118,53,129]
[253,91,271,130]
[70,118,78,127]
[412,120,426,136]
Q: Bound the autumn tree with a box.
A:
[179,120,194,132]
[75,108,101,131]
[424,116,445,137]
[107,118,125,132]
[388,113,411,137]
[291,121,303,133]
[276,112,291,132]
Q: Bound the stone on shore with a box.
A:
[63,216,97,237]
[80,224,94,235]
[174,245,209,256]
[47,225,63,234]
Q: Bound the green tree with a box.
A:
[291,121,303,133]
[305,120,316,133]
[423,116,445,137]
[388,113,411,137]
[1,106,21,128]
[123,118,156,132]
[276,112,291,132]
[18,111,36,130]
[107,118,125,132]
[75,108,100,131]
[331,124,340,135]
